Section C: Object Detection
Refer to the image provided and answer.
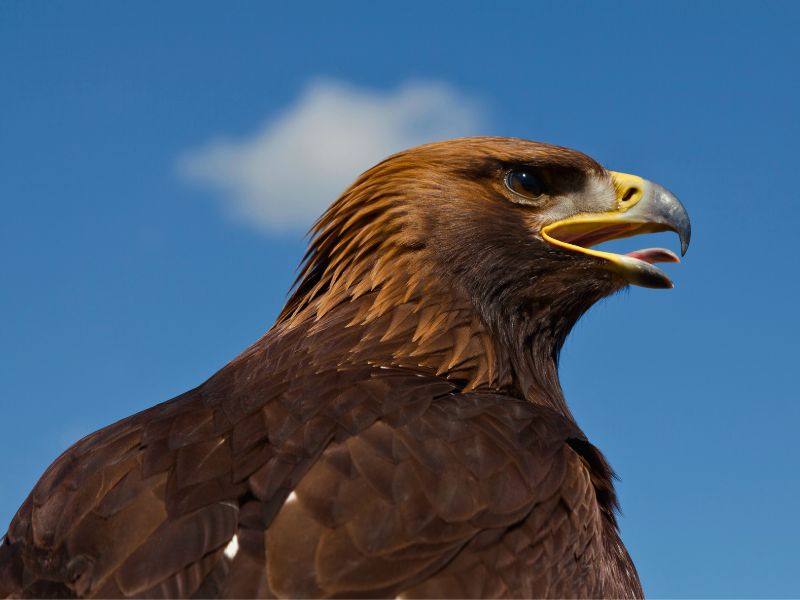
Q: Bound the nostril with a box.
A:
[621,187,639,203]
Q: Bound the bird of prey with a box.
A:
[0,137,690,598]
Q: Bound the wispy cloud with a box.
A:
[177,79,485,231]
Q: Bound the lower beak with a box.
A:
[541,172,691,288]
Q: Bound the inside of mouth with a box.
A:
[548,222,680,264]
[553,223,639,247]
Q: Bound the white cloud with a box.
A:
[177,79,485,231]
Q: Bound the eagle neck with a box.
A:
[504,310,574,420]
[274,260,590,423]
[474,275,617,421]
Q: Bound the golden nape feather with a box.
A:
[0,137,689,598]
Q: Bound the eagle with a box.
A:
[0,137,690,598]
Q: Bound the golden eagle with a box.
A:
[0,137,690,598]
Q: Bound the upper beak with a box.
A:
[541,172,691,288]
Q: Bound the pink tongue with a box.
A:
[626,247,681,264]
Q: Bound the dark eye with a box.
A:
[506,169,546,200]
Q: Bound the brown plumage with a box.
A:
[0,137,691,598]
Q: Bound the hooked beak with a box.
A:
[541,172,691,288]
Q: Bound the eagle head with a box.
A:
[279,136,690,406]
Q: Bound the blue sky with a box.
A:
[2,2,799,597]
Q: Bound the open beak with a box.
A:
[541,172,691,288]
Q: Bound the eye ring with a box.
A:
[505,169,546,201]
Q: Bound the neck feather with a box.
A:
[273,249,598,420]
